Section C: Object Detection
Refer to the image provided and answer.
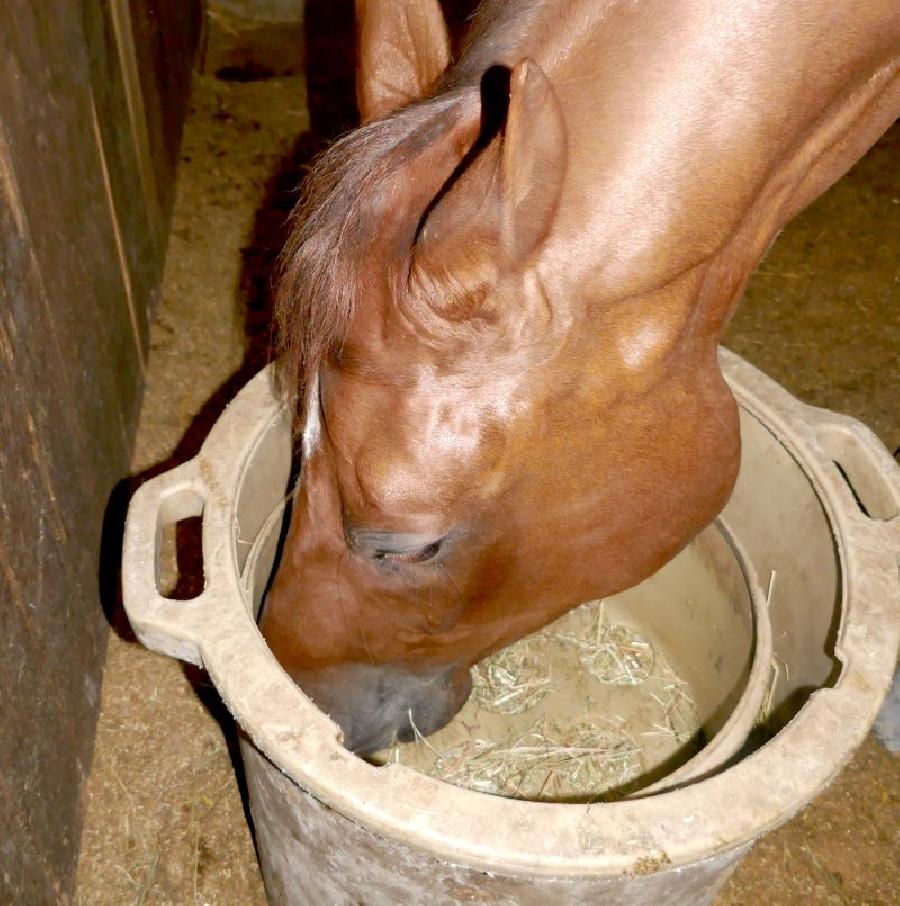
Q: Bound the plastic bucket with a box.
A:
[122,350,898,905]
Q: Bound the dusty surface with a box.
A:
[75,63,897,906]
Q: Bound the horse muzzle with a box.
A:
[291,660,472,755]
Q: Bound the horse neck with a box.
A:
[452,0,900,355]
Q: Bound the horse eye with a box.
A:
[373,540,442,564]
[347,528,446,565]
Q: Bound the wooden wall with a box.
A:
[0,2,200,902]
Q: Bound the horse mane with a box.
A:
[274,95,468,422]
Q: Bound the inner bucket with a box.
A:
[242,491,771,801]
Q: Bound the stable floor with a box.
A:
[75,71,898,905]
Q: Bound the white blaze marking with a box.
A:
[302,371,321,458]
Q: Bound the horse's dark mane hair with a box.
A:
[274,94,469,420]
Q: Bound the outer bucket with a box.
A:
[122,350,899,906]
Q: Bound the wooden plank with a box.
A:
[124,0,203,232]
[81,0,164,357]
[0,116,112,903]
[0,1,198,901]
[108,0,166,253]
[89,90,148,376]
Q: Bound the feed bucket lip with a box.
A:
[121,350,900,878]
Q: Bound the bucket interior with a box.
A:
[232,401,844,798]
[362,521,762,800]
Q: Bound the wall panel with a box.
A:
[0,2,199,902]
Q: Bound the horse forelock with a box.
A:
[275,94,473,430]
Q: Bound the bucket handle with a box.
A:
[806,407,900,525]
[121,456,223,667]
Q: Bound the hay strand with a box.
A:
[432,715,643,800]
[469,646,553,715]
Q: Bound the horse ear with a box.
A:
[499,60,567,266]
[356,0,451,123]
[365,97,483,263]
[413,60,566,304]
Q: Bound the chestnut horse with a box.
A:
[260,0,900,753]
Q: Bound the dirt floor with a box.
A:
[74,62,898,906]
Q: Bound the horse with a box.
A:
[259,0,900,754]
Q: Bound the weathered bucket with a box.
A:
[122,349,899,905]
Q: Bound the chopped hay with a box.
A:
[432,716,642,800]
[469,647,553,715]
[375,598,701,801]
[640,677,699,745]
[554,601,656,685]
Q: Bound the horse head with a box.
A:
[260,0,899,753]
[260,0,743,754]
